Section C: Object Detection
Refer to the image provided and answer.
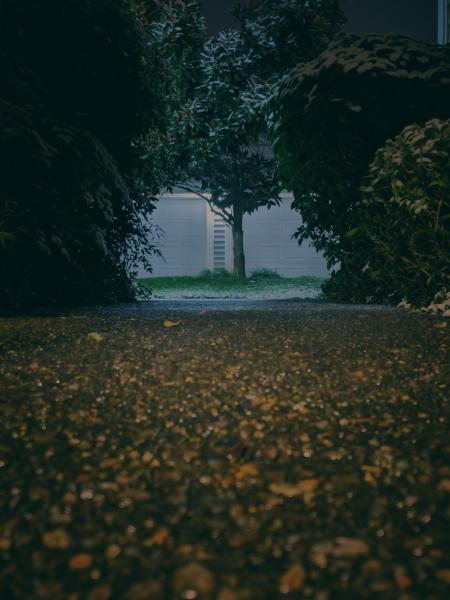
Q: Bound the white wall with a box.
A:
[139,192,329,278]
[138,193,207,277]
[244,194,329,278]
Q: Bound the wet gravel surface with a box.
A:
[0,300,449,599]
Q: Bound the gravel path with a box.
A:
[147,286,322,301]
[0,300,449,599]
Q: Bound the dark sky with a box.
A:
[201,0,240,35]
[201,0,437,43]
[342,0,436,43]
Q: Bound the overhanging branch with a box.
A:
[175,183,234,225]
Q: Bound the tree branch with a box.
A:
[175,183,234,225]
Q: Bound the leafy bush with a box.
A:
[324,119,450,307]
[0,97,153,307]
[250,269,282,280]
[0,1,162,309]
[143,1,344,279]
[275,33,450,267]
[0,0,159,169]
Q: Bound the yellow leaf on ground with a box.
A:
[163,320,182,328]
[394,566,412,589]
[332,537,369,557]
[42,529,71,549]
[352,370,365,379]
[105,544,121,560]
[436,570,450,584]
[434,321,448,329]
[149,528,171,546]
[69,553,93,570]
[438,479,450,491]
[310,538,369,562]
[87,332,103,342]
[235,463,259,480]
[0,538,11,551]
[142,451,154,464]
[279,562,306,593]
[172,563,215,599]
[362,465,381,476]
[270,479,319,503]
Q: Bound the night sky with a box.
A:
[201,0,437,43]
[201,0,240,35]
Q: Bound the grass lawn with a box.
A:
[138,269,327,299]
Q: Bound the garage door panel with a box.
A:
[139,193,328,278]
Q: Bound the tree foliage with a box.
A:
[275,33,450,269]
[235,0,345,81]
[175,27,284,278]
[140,0,206,192]
[323,119,450,307]
[0,0,163,308]
[0,0,160,168]
[145,0,344,278]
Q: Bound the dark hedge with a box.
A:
[0,1,161,309]
[324,119,450,307]
[275,33,450,291]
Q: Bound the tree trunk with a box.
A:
[232,209,246,280]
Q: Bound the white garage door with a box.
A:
[244,194,329,278]
[139,192,329,278]
[138,193,208,277]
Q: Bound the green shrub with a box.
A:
[249,269,282,281]
[0,1,163,309]
[324,119,450,307]
[275,33,450,267]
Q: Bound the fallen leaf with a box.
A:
[172,563,215,599]
[0,538,11,551]
[332,538,369,557]
[311,538,369,564]
[87,332,103,342]
[270,479,319,503]
[105,544,121,560]
[362,465,381,485]
[69,553,93,570]
[217,589,239,600]
[62,492,77,505]
[142,451,154,464]
[311,542,334,568]
[163,320,182,328]
[124,489,151,501]
[29,487,49,501]
[352,370,366,379]
[279,562,306,593]
[436,570,450,584]
[123,580,163,600]
[434,321,447,329]
[88,584,112,600]
[394,566,412,589]
[235,463,259,481]
[149,528,171,546]
[438,479,450,492]
[42,529,71,549]
[326,447,347,461]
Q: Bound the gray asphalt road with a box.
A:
[0,300,449,599]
